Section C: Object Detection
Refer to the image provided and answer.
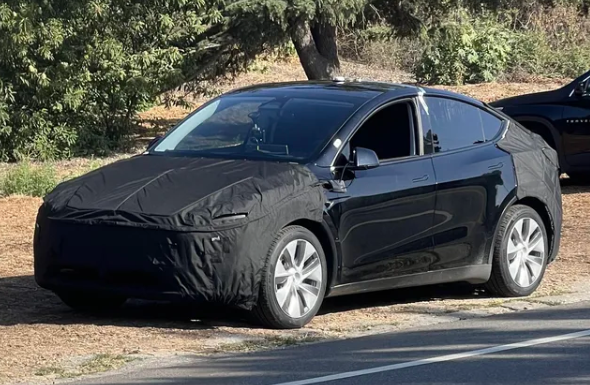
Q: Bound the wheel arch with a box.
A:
[487,193,518,265]
[488,195,555,265]
[285,218,339,295]
[513,116,566,171]
[514,196,555,261]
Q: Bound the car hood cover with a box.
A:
[42,155,324,231]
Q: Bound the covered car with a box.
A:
[35,81,562,329]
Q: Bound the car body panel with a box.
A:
[331,156,437,284]
[430,143,514,270]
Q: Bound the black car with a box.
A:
[34,81,562,329]
[492,70,590,179]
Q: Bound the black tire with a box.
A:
[486,204,549,297]
[56,291,127,313]
[254,226,328,329]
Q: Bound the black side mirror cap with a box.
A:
[352,147,380,170]
[147,135,162,150]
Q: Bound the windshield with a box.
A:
[152,94,364,162]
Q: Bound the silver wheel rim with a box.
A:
[274,239,322,319]
[507,217,545,288]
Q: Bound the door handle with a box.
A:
[488,162,504,170]
[412,175,429,183]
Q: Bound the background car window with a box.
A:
[339,102,414,163]
[421,97,503,152]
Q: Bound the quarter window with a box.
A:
[420,97,503,153]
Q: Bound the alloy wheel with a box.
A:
[507,217,545,288]
[273,239,323,318]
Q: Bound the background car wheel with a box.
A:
[254,225,327,329]
[56,291,127,312]
[486,204,548,297]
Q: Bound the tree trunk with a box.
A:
[310,22,340,69]
[290,18,340,80]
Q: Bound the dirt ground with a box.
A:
[2,182,590,384]
[0,64,587,384]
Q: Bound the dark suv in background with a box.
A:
[492,70,590,179]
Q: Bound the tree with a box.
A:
[226,0,366,80]
[0,0,245,161]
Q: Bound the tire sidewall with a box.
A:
[262,227,328,329]
[498,207,548,296]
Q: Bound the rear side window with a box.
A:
[420,97,503,153]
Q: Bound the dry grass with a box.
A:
[34,354,136,380]
[0,62,587,384]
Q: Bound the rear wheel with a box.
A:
[254,226,327,329]
[486,205,548,297]
[57,291,127,312]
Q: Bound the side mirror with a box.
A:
[352,147,380,170]
[147,135,162,150]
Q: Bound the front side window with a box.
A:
[153,94,365,162]
[336,102,415,165]
[420,97,503,153]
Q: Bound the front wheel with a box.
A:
[486,205,548,297]
[254,226,327,329]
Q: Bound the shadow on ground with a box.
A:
[560,177,590,193]
[0,274,489,329]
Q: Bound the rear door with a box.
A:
[421,97,513,271]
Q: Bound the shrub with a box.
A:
[0,162,58,197]
[507,4,590,80]
[416,11,514,85]
[339,25,423,73]
[0,1,247,162]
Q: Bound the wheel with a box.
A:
[56,291,127,312]
[254,226,327,329]
[486,204,548,297]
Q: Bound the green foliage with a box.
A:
[0,162,58,197]
[412,3,590,85]
[0,0,238,162]
[416,11,513,85]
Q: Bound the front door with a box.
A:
[328,101,437,284]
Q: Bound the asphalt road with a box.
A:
[74,301,590,385]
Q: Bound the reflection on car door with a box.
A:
[422,97,514,271]
[335,158,437,284]
[330,101,437,284]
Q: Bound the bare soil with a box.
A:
[0,63,586,384]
